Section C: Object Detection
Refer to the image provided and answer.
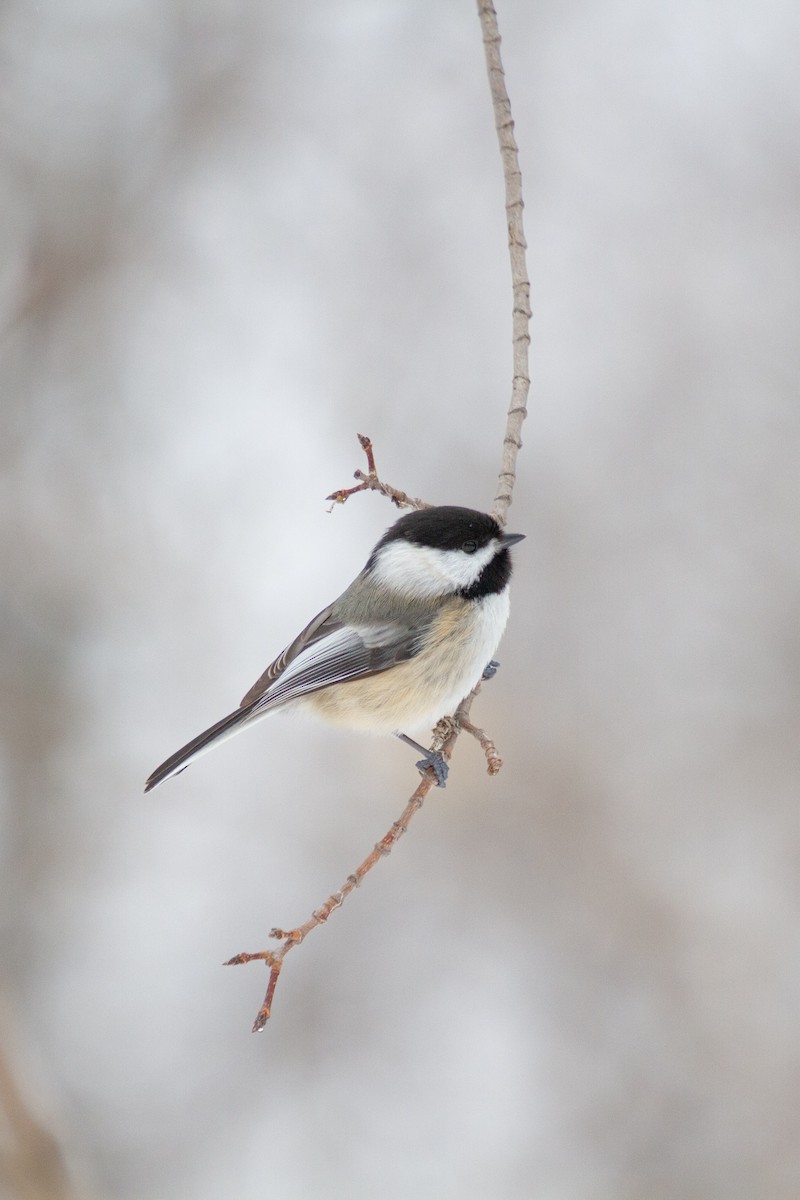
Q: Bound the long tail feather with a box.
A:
[144,704,257,792]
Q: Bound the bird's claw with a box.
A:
[415,750,449,788]
[482,659,500,681]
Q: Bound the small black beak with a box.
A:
[500,532,525,548]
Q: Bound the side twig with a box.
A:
[478,0,531,526]
[326,434,431,512]
[459,715,503,775]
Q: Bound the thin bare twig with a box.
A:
[478,0,531,526]
[225,689,481,1031]
[326,434,431,512]
[459,715,504,775]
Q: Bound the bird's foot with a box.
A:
[414,748,449,788]
[395,732,449,787]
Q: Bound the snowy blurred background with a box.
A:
[2,1,799,1197]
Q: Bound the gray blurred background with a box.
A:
[2,1,799,1197]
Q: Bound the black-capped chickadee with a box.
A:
[145,505,524,792]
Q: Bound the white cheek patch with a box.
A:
[371,538,497,597]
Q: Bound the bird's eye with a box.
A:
[462,539,478,554]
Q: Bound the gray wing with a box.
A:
[240,603,339,706]
[239,603,428,713]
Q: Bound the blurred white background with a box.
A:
[2,1,799,1197]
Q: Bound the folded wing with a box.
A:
[242,604,427,713]
[145,605,432,792]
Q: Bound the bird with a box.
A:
[145,505,524,792]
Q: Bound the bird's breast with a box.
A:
[300,591,510,733]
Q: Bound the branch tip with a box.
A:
[326,433,431,512]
